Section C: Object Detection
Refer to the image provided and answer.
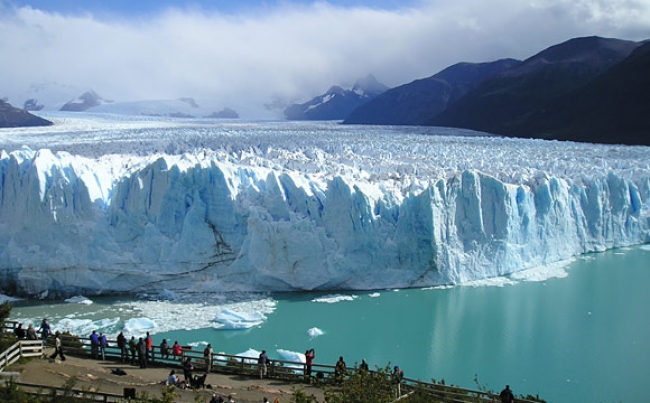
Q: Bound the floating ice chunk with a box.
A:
[462,277,517,288]
[368,292,380,298]
[311,294,358,303]
[123,317,156,334]
[640,245,650,252]
[214,309,267,329]
[57,318,94,335]
[277,349,305,370]
[65,295,93,305]
[188,341,209,348]
[236,348,261,364]
[307,327,324,338]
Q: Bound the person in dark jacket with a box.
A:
[500,385,514,403]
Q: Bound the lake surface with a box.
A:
[9,245,650,403]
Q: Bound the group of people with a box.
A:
[14,319,65,361]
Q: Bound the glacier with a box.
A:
[0,112,649,298]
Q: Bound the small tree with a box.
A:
[0,300,11,330]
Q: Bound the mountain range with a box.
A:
[284,74,389,120]
[341,36,648,145]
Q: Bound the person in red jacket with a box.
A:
[304,349,315,379]
[172,341,183,359]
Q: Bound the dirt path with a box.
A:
[9,351,326,403]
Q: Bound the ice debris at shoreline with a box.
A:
[65,295,93,305]
[312,294,358,303]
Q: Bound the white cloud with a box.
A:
[1,0,649,118]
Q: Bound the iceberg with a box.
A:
[0,114,649,297]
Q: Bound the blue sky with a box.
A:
[2,0,649,118]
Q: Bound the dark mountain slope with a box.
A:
[0,100,53,128]
[512,41,650,145]
[343,59,520,125]
[430,36,641,136]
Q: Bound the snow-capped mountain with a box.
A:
[0,114,648,298]
[284,74,389,120]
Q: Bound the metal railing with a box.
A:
[2,320,541,403]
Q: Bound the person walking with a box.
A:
[49,331,66,361]
[258,350,268,379]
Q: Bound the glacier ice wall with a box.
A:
[0,116,649,297]
[1,146,648,297]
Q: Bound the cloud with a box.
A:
[1,0,649,117]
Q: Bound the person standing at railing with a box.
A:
[99,332,108,360]
[160,339,170,359]
[172,341,182,360]
[137,337,148,369]
[38,319,51,344]
[204,343,214,372]
[89,330,99,359]
[26,323,37,340]
[305,349,315,379]
[117,331,128,363]
[258,350,268,379]
[334,356,346,384]
[129,336,137,365]
[14,323,26,339]
[500,385,514,403]
[49,331,66,361]
[145,332,153,362]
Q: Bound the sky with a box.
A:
[1,0,649,117]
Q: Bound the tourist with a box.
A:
[500,385,514,403]
[359,358,369,373]
[99,332,108,360]
[145,331,153,362]
[160,338,170,359]
[172,340,183,359]
[258,350,268,379]
[117,331,128,362]
[14,323,26,339]
[228,394,236,403]
[304,348,315,378]
[98,332,108,359]
[89,330,99,359]
[128,336,137,365]
[167,370,181,387]
[26,324,37,340]
[38,318,51,342]
[334,356,346,383]
[183,357,194,384]
[137,337,147,368]
[210,394,224,403]
[392,365,404,397]
[204,343,214,372]
[49,331,66,361]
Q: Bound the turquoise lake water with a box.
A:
[10,245,650,403]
